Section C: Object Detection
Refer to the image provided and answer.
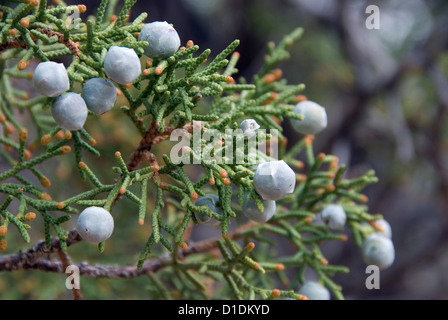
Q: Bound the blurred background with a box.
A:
[2,0,448,299]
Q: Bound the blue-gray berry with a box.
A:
[242,193,276,223]
[290,100,327,135]
[253,160,296,200]
[51,92,88,131]
[361,218,392,239]
[138,21,181,59]
[104,46,141,85]
[82,78,117,115]
[362,234,395,270]
[298,282,330,300]
[240,119,260,139]
[374,219,392,239]
[194,194,222,226]
[32,61,69,97]
[76,206,114,243]
[321,204,346,230]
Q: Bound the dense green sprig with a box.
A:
[0,0,383,300]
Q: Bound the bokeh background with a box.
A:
[2,0,448,299]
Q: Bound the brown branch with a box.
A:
[113,118,194,205]
[22,257,168,279]
[0,222,257,278]
[0,230,82,271]
[0,28,80,57]
[57,247,83,300]
[181,221,258,257]
[126,120,194,172]
[36,28,80,57]
[111,120,194,205]
[126,119,161,172]
[0,40,28,53]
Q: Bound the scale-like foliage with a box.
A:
[0,0,388,300]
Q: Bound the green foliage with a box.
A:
[0,0,382,300]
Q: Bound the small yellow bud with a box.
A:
[25,212,36,222]
[20,18,30,28]
[275,263,285,271]
[24,149,32,160]
[219,170,228,178]
[18,129,28,143]
[0,239,7,251]
[0,226,8,237]
[60,145,71,155]
[155,67,163,76]
[39,193,52,201]
[180,242,188,250]
[18,60,29,71]
[77,4,86,13]
[40,134,52,145]
[39,176,51,188]
[271,289,281,298]
[55,130,65,140]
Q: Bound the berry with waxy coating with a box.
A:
[361,234,395,270]
[242,193,276,223]
[298,282,330,300]
[290,100,327,135]
[240,119,260,139]
[104,46,141,85]
[76,206,114,243]
[361,218,392,239]
[51,92,88,131]
[193,194,222,226]
[373,219,392,239]
[82,78,117,114]
[138,21,181,59]
[321,204,346,230]
[32,61,69,97]
[253,160,296,200]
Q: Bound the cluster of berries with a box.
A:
[33,61,117,130]
[361,219,394,270]
[194,100,393,300]
[194,98,328,226]
[34,21,181,243]
[32,21,180,132]
[42,19,393,294]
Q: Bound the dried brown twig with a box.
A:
[0,222,256,278]
[36,28,81,57]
